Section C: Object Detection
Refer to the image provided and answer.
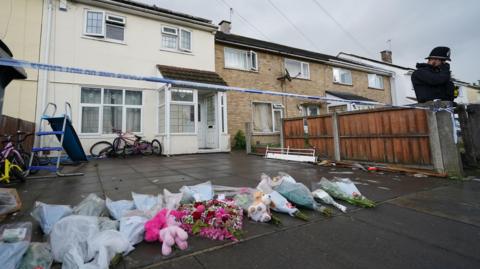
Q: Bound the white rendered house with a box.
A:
[30,0,229,155]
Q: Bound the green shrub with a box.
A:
[233,130,246,150]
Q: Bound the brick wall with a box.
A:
[215,43,392,145]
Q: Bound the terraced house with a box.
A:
[215,21,393,146]
[1,0,231,155]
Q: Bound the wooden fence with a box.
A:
[0,115,35,150]
[283,107,433,168]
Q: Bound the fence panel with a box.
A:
[337,108,431,165]
[306,116,334,159]
[283,118,306,149]
[282,107,433,167]
[0,115,35,150]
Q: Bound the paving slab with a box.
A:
[389,181,480,226]
[192,213,480,269]
[349,203,480,261]
[1,151,478,269]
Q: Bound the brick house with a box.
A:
[215,21,393,146]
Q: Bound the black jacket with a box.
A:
[411,63,455,103]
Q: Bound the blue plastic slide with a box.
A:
[45,116,88,162]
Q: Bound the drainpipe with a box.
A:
[36,0,53,148]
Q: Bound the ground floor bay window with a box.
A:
[80,87,142,134]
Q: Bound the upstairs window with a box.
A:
[162,26,192,52]
[285,59,310,79]
[333,68,352,85]
[368,74,384,89]
[224,47,258,71]
[84,10,125,42]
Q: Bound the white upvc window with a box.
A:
[169,88,196,134]
[333,68,353,85]
[285,58,310,79]
[224,47,258,71]
[157,89,166,134]
[302,104,321,116]
[80,87,142,135]
[368,74,384,89]
[161,26,192,52]
[84,10,126,42]
[252,102,284,133]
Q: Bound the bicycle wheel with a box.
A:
[151,139,162,156]
[9,153,29,177]
[112,138,127,157]
[90,141,113,158]
[139,141,153,156]
[123,144,135,156]
[10,165,25,182]
[20,152,40,175]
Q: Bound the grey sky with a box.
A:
[141,0,479,83]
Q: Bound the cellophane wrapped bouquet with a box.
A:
[172,199,243,241]
[264,173,332,216]
[315,177,375,208]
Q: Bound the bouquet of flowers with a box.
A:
[264,173,332,216]
[314,177,375,208]
[256,176,309,221]
[171,199,243,241]
[311,189,347,213]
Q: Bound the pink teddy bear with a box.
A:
[144,208,188,256]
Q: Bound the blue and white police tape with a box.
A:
[0,57,439,111]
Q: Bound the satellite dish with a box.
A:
[285,69,292,81]
[276,68,293,82]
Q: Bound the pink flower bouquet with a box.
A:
[171,199,243,241]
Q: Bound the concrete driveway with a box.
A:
[5,151,480,269]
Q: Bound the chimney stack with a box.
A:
[380,50,392,63]
[219,20,231,34]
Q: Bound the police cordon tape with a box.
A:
[0,58,448,112]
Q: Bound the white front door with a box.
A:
[205,94,218,148]
[198,94,218,149]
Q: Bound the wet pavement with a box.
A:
[3,151,480,269]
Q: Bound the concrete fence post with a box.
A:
[331,112,341,161]
[427,108,464,177]
[427,110,445,173]
[245,122,252,154]
[280,119,284,149]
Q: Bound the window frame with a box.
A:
[168,88,197,135]
[179,28,193,52]
[252,101,284,134]
[332,67,353,85]
[161,25,193,53]
[157,89,166,135]
[224,47,258,71]
[84,10,106,37]
[79,87,143,136]
[302,104,321,116]
[83,9,126,43]
[284,58,310,79]
[367,73,384,90]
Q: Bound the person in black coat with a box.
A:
[411,46,455,103]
